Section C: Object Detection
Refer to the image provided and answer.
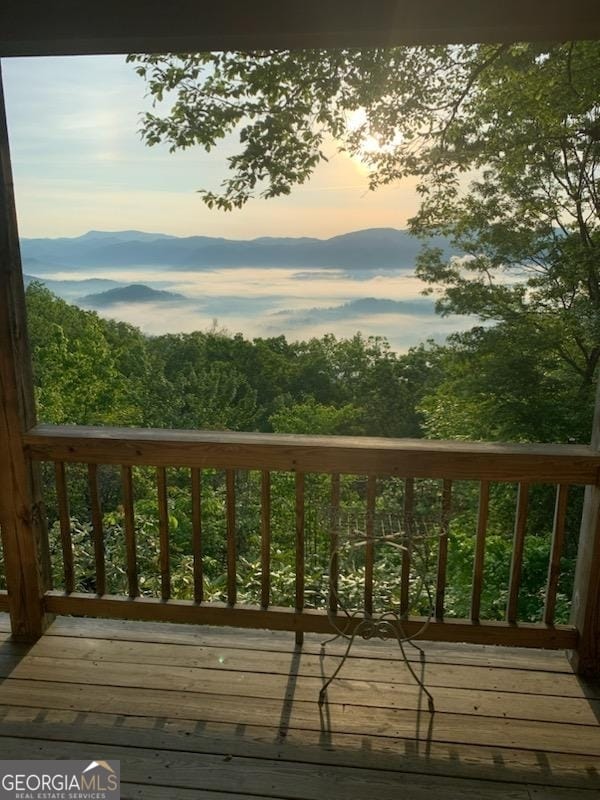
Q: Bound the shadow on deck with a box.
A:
[0,613,599,799]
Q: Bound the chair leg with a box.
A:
[319,629,358,705]
[395,631,435,713]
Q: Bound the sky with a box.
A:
[2,54,476,351]
[2,55,421,239]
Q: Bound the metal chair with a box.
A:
[318,509,436,712]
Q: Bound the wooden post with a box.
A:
[570,377,600,676]
[0,63,51,640]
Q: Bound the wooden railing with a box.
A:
[0,532,7,610]
[14,423,600,652]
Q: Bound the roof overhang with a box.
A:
[2,0,600,57]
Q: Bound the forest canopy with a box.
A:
[128,42,600,409]
[12,42,600,624]
[24,284,585,624]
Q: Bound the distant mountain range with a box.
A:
[24,274,124,298]
[20,227,452,271]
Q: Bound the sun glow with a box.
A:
[345,108,402,174]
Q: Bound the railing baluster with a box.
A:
[543,484,569,625]
[121,465,138,598]
[295,471,305,646]
[507,482,530,623]
[435,479,452,621]
[261,470,271,609]
[365,475,376,616]
[54,461,74,593]
[191,467,203,603]
[226,469,236,607]
[18,425,594,656]
[471,480,490,621]
[330,473,340,615]
[157,467,170,600]
[401,478,414,617]
[87,463,105,596]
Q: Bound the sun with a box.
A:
[345,108,401,174]
[361,134,386,154]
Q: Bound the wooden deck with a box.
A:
[0,614,599,799]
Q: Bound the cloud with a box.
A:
[81,290,472,353]
[35,256,475,353]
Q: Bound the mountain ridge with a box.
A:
[78,283,187,308]
[20,227,452,271]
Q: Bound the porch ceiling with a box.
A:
[1,0,600,57]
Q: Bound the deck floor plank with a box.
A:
[0,653,598,725]
[0,617,598,798]
[120,786,288,800]
[8,633,599,698]
[41,616,575,672]
[0,736,565,800]
[1,677,600,756]
[0,707,598,790]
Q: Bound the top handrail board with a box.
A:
[23,424,600,484]
[24,424,600,457]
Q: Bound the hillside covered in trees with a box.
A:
[27,282,595,444]
[19,281,594,625]
[11,39,599,627]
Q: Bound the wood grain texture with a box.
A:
[2,656,599,726]
[507,483,530,623]
[37,615,578,670]
[0,691,598,767]
[0,65,50,639]
[471,481,490,622]
[570,484,600,676]
[364,475,376,615]
[121,785,281,800]
[87,464,105,596]
[570,377,600,676]
[329,474,340,615]
[400,478,414,617]
[435,479,452,621]
[295,473,305,614]
[295,472,305,648]
[54,461,74,594]
[226,469,236,607]
[156,467,170,601]
[40,592,577,649]
[0,617,598,800]
[191,468,203,604]
[121,466,138,599]
[1,1,598,56]
[14,630,598,698]
[0,736,560,800]
[260,471,271,610]
[23,424,600,483]
[544,484,569,625]
[0,715,599,796]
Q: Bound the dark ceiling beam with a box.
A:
[2,0,600,57]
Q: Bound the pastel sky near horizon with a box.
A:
[2,55,421,239]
